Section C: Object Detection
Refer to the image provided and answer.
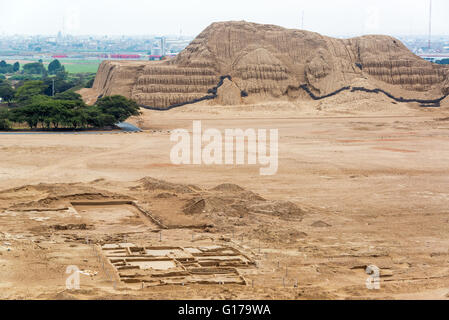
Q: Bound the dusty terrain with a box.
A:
[1,95,449,300]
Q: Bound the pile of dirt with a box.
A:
[154,192,178,199]
[139,177,200,194]
[209,184,265,201]
[128,178,305,228]
[183,196,235,215]
[210,183,245,192]
[247,201,304,218]
[83,21,449,108]
[311,220,332,228]
[183,196,303,219]
[183,184,303,220]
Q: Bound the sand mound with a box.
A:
[154,192,178,199]
[247,201,304,218]
[139,177,199,194]
[85,21,449,109]
[311,220,332,228]
[183,196,234,215]
[210,184,266,202]
[182,192,302,220]
[210,183,246,192]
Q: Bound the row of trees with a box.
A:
[0,61,20,74]
[0,59,66,76]
[436,58,449,65]
[0,79,15,104]
[0,80,140,131]
[0,72,93,105]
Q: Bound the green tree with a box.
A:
[48,59,65,75]
[0,60,14,74]
[0,118,10,130]
[8,74,41,81]
[10,104,40,128]
[53,91,83,102]
[23,62,47,75]
[43,76,73,96]
[86,106,116,127]
[0,108,11,130]
[55,69,68,80]
[96,95,141,122]
[85,78,95,88]
[0,81,15,104]
[13,62,20,72]
[436,58,449,65]
[8,95,83,129]
[4,90,138,130]
[15,81,47,105]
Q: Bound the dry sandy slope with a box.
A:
[0,101,449,299]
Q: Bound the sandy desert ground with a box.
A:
[0,95,449,300]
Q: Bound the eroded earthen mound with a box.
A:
[182,192,302,219]
[86,21,449,108]
[138,177,199,194]
[210,183,246,192]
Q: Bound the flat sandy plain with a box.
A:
[0,95,449,299]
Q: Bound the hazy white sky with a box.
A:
[0,0,447,37]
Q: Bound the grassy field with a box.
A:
[60,60,101,73]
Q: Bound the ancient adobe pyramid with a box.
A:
[91,21,449,108]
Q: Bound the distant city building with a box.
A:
[161,37,166,56]
[151,47,162,56]
[0,34,194,61]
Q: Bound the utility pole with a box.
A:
[428,0,432,49]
